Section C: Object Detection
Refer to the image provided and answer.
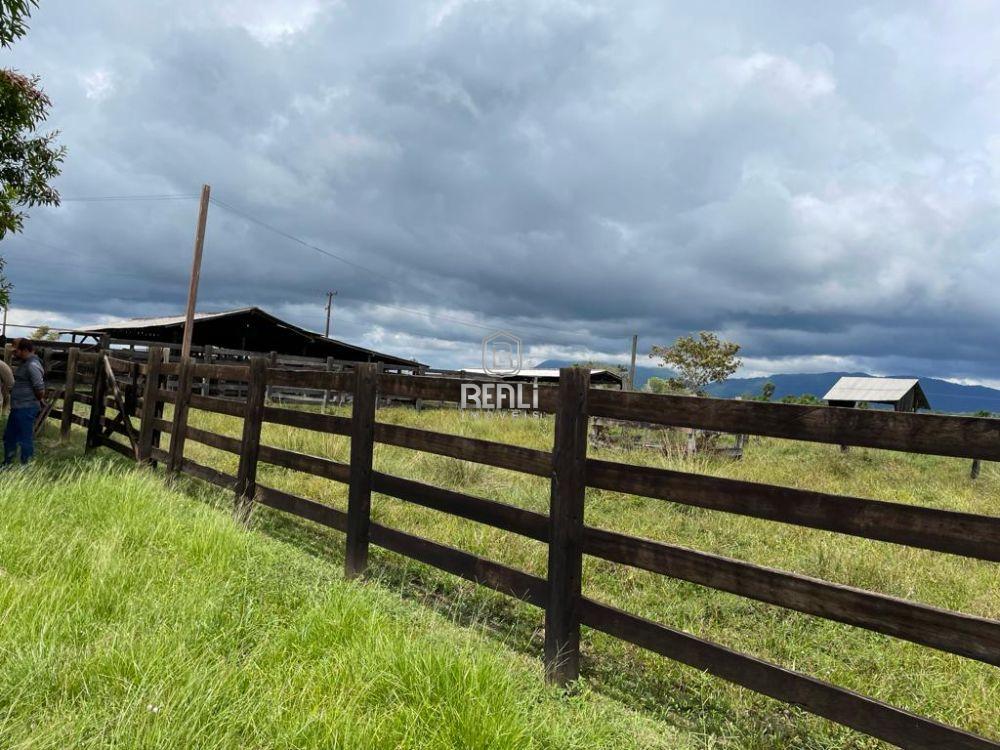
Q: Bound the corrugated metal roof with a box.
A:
[823,377,920,403]
[71,307,423,367]
[87,309,250,330]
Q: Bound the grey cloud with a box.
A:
[2,0,999,379]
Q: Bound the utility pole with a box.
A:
[181,184,211,360]
[324,290,337,337]
[628,334,638,391]
[1,306,6,340]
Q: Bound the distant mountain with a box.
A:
[535,360,1000,415]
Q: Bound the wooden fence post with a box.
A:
[544,367,590,685]
[125,361,139,419]
[345,362,378,579]
[85,352,108,452]
[60,347,79,441]
[167,357,195,475]
[137,346,164,464]
[151,348,167,466]
[235,357,268,522]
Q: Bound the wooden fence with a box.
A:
[43,347,1000,750]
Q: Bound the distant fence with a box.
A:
[40,346,1000,750]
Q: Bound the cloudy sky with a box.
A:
[3,0,999,382]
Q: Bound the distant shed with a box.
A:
[823,377,930,412]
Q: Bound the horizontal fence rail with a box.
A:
[45,348,1000,749]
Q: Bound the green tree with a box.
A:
[780,393,821,405]
[646,376,683,395]
[1,0,65,306]
[1,1,36,45]
[648,331,741,396]
[29,323,57,340]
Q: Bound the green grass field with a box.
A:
[0,448,684,750]
[7,403,1000,748]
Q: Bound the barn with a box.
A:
[76,307,423,369]
[823,376,931,412]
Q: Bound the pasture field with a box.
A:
[13,402,1000,748]
[174,402,1000,749]
[0,446,682,750]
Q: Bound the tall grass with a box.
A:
[0,453,684,749]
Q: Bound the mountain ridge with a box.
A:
[534,360,1000,414]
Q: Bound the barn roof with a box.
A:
[823,377,930,408]
[91,310,245,330]
[78,307,423,368]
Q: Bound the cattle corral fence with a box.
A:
[37,346,1000,749]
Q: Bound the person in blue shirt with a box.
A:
[3,339,46,466]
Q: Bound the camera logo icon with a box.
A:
[482,331,522,376]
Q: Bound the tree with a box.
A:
[29,323,57,340]
[646,376,685,395]
[780,393,821,405]
[1,1,36,45]
[758,381,776,402]
[648,331,742,396]
[1,0,65,307]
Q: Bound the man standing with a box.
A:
[3,339,45,466]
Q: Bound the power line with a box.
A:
[15,190,591,341]
[209,197,389,279]
[208,195,589,340]
[363,300,497,332]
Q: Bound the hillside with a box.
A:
[536,360,1000,414]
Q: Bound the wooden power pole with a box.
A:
[628,334,638,391]
[324,290,337,337]
[181,184,211,360]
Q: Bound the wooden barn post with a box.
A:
[265,350,277,402]
[321,356,334,411]
[59,347,79,441]
[345,363,378,579]
[235,356,268,522]
[201,344,214,396]
[544,366,590,685]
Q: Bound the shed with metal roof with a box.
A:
[823,376,930,412]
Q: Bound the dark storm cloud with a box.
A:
[3,0,999,380]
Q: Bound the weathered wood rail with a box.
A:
[48,347,1000,749]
